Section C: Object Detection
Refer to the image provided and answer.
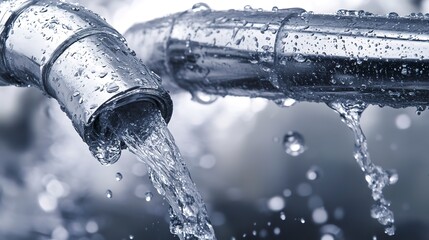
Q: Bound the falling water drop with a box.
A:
[329,102,396,235]
[106,190,112,199]
[129,235,134,239]
[191,91,218,104]
[89,138,122,166]
[274,98,297,108]
[115,172,123,181]
[283,131,306,157]
[416,106,426,115]
[386,170,398,185]
[145,192,153,202]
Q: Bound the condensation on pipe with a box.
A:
[126,5,429,108]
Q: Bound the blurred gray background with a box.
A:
[1,0,429,239]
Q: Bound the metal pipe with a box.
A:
[125,5,429,108]
[0,0,173,164]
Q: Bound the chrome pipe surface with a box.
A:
[0,0,173,151]
[126,6,429,108]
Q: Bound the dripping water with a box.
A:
[329,102,397,236]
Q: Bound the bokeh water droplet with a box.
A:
[312,207,328,224]
[321,234,335,240]
[267,196,285,211]
[306,166,322,181]
[283,131,306,157]
[395,114,411,130]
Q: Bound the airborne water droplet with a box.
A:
[386,170,398,185]
[115,172,123,181]
[283,131,306,157]
[145,192,153,202]
[129,235,134,239]
[106,190,112,199]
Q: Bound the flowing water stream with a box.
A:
[93,103,216,240]
[329,102,397,236]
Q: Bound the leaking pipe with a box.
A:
[0,0,173,163]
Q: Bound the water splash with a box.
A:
[329,102,396,235]
[105,104,216,240]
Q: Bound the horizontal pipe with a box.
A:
[126,6,429,108]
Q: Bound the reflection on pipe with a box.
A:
[126,4,429,109]
[0,0,173,164]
